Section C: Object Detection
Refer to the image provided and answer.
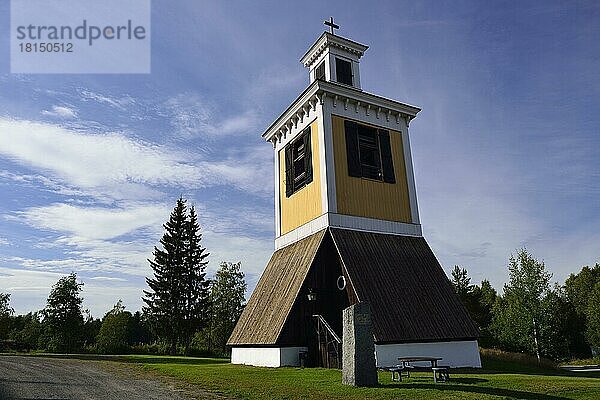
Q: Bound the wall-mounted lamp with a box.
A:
[307,288,317,302]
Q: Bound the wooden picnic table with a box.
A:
[397,356,442,368]
[397,356,448,383]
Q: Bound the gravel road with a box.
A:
[0,355,208,400]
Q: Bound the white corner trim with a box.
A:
[274,148,281,237]
[321,100,337,214]
[400,123,420,224]
[316,103,330,215]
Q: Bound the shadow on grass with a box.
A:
[455,366,600,379]
[476,354,600,378]
[381,383,570,400]
[444,377,488,384]
[6,353,229,366]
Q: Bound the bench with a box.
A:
[379,365,404,382]
[403,364,415,377]
[431,366,450,383]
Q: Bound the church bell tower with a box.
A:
[271,27,421,249]
[228,20,481,369]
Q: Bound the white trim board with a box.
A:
[275,213,422,250]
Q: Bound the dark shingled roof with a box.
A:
[228,230,326,345]
[228,228,479,346]
[330,228,480,343]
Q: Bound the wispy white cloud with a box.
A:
[0,226,272,313]
[200,146,272,196]
[9,202,170,277]
[41,105,78,119]
[0,118,196,195]
[0,118,271,199]
[19,202,170,241]
[0,237,9,246]
[164,94,261,138]
[196,204,273,235]
[0,170,92,199]
[89,276,128,282]
[0,267,65,313]
[78,89,136,110]
[9,200,272,286]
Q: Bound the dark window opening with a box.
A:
[315,61,326,81]
[285,127,313,197]
[335,58,353,86]
[344,120,396,183]
[358,126,382,180]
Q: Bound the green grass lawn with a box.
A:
[9,352,599,399]
[106,353,599,400]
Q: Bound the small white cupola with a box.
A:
[300,17,368,90]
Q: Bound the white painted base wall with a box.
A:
[231,347,308,368]
[231,341,480,368]
[375,340,482,368]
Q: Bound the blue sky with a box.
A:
[0,1,598,316]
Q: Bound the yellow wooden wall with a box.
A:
[279,120,322,234]
[331,115,412,223]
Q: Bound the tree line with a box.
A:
[451,249,600,361]
[0,198,246,356]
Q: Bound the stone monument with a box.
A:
[342,302,378,387]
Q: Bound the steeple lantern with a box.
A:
[301,29,368,90]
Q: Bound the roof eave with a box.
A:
[262,81,421,143]
[300,32,369,67]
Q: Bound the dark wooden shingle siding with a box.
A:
[227,230,326,345]
[330,228,480,343]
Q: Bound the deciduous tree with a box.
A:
[491,249,552,361]
[0,292,14,340]
[564,264,600,356]
[97,300,132,354]
[207,262,246,353]
[9,312,43,351]
[42,273,84,353]
[585,282,600,351]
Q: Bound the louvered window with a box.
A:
[315,61,326,81]
[344,120,396,183]
[335,57,353,86]
[285,127,313,197]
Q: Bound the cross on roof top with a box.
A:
[324,17,339,35]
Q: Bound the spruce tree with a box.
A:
[181,205,210,355]
[143,197,188,355]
